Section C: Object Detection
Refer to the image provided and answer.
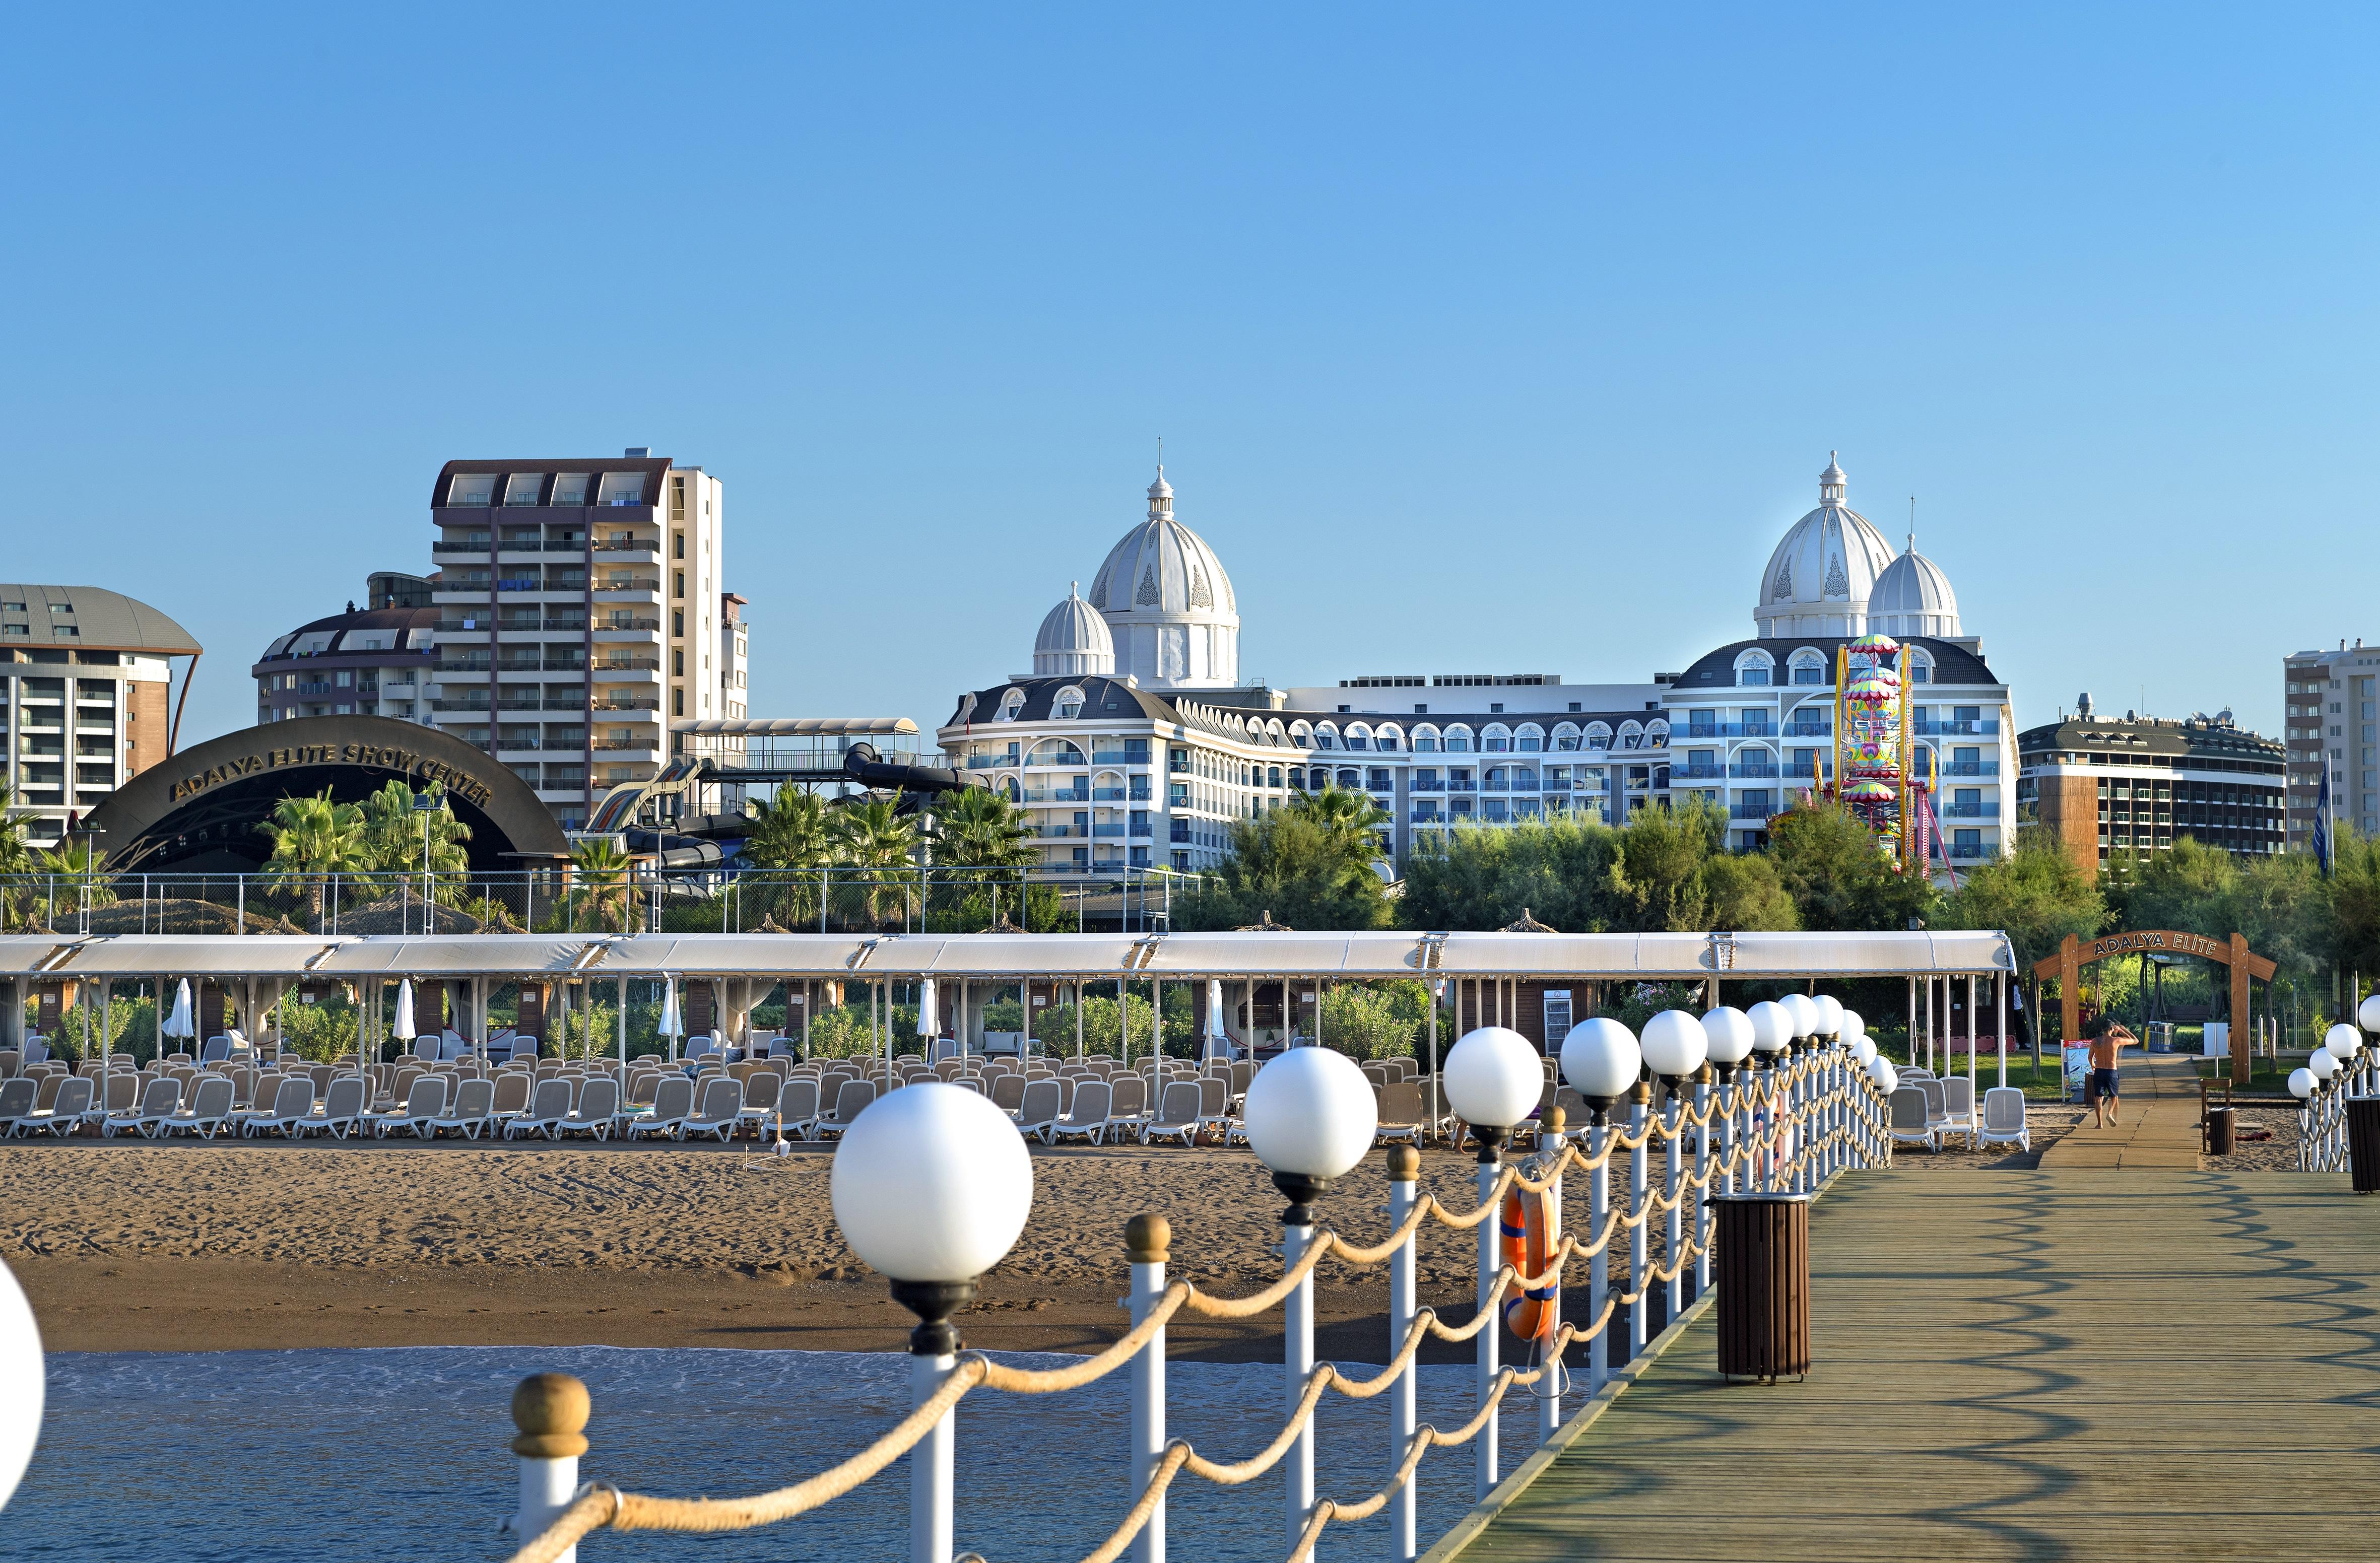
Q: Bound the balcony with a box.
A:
[593,577,662,594]
[966,756,1018,770]
[1938,761,2000,778]
[591,538,660,554]
[1780,721,1833,738]
[1410,807,1441,823]
[592,656,660,672]
[1037,826,1081,839]
[1411,779,1445,792]
[436,657,491,674]
[496,578,546,592]
[1092,824,1126,838]
[1671,763,1722,780]
[592,618,661,634]
[592,738,655,752]
[1446,781,1477,793]
[1092,786,1127,801]
[1940,802,2002,820]
[1729,802,1777,820]
[432,539,490,555]
[1915,718,2000,736]
[1947,842,1993,860]
[1684,723,1771,739]
[495,698,543,712]
[1023,787,1090,804]
[543,618,590,632]
[1729,763,1781,779]
[1090,751,1148,765]
[494,739,544,752]
[590,698,659,713]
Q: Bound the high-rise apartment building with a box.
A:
[2016,700,2284,871]
[1,585,201,848]
[427,451,733,828]
[2283,640,2380,849]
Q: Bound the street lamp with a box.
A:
[2323,1024,2360,1065]
[1443,1026,1545,1157]
[2360,994,2380,1034]
[1813,993,1845,1042]
[1240,1045,1377,1550]
[1640,1009,1709,1088]
[1560,1017,1641,1124]
[1745,1000,1792,1064]
[1869,1054,1900,1095]
[1778,992,1820,1053]
[0,1256,40,1508]
[831,1081,1034,1563]
[1699,1006,1755,1083]
[412,791,437,934]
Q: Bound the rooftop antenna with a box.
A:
[1907,496,1916,553]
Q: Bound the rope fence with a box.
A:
[502,1043,1895,1563]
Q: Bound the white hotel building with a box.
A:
[939,458,2014,874]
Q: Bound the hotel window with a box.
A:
[672,610,684,638]
[672,649,684,676]
[550,472,590,505]
[596,471,647,506]
[504,473,546,506]
[670,477,687,521]
[672,689,683,716]
[447,473,497,506]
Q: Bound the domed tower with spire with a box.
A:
[1870,525,1962,640]
[1087,466,1240,689]
[1754,452,1899,638]
[1032,582,1115,676]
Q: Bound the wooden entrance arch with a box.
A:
[2033,930,2276,1084]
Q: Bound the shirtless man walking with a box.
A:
[2087,1016,2137,1128]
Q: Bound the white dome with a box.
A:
[1033,582,1115,676]
[1870,542,1960,639]
[1754,452,1897,639]
[1088,467,1240,689]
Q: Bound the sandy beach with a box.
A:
[2,1102,2285,1361]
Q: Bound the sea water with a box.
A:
[8,1348,1494,1559]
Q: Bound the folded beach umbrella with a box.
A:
[1206,978,1229,1058]
[657,975,682,1061]
[916,979,939,1058]
[393,979,416,1047]
[162,980,194,1042]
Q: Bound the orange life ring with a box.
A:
[1498,1183,1559,1339]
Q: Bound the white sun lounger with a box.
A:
[553,1077,619,1141]
[242,1077,317,1139]
[506,1078,575,1139]
[1975,1085,2030,1152]
[1888,1085,1937,1153]
[154,1074,237,1139]
[105,1077,183,1138]
[679,1078,744,1143]
[1015,1078,1063,1142]
[1141,1081,1204,1147]
[1939,1077,1978,1148]
[1049,1079,1112,1146]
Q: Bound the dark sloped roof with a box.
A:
[0,584,201,655]
[1671,636,1997,690]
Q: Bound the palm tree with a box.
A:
[358,779,476,905]
[933,785,1038,869]
[744,786,840,927]
[568,835,635,933]
[832,797,920,928]
[260,790,369,928]
[1290,784,1394,868]
[0,780,30,929]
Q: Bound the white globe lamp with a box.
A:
[2308,1047,2337,1083]
[2324,1023,2360,1062]
[1242,1045,1381,1225]
[0,1257,40,1510]
[2360,994,2380,1034]
[2287,1066,2315,1100]
[1854,1036,1878,1069]
[1814,993,1845,1041]
[1779,992,1820,1048]
[1840,1009,1867,1048]
[1746,1000,1793,1062]
[1561,1017,1641,1123]
[1700,1006,1755,1080]
[1641,1009,1709,1084]
[1444,1026,1546,1160]
[832,1081,1035,1352]
[1868,1055,1899,1095]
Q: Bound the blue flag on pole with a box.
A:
[2313,764,2334,876]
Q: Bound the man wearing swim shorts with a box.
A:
[2086,1016,2135,1128]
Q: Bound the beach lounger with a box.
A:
[988,1074,1027,1115]
[553,1077,619,1141]
[680,1078,744,1142]
[489,1070,533,1123]
[1916,1077,1951,1142]
[1976,1085,2030,1152]
[625,1076,696,1140]
[1888,1086,1937,1153]
[20,1076,93,1137]
[1142,1081,1204,1147]
[241,1077,317,1138]
[505,1078,574,1140]
[1375,1081,1427,1144]
[375,1076,447,1139]
[1050,1080,1112,1146]
[155,1075,237,1139]
[0,1077,37,1137]
[291,1076,367,1140]
[1016,1079,1063,1141]
[736,1071,783,1138]
[91,1071,140,1125]
[1939,1077,1977,1147]
[105,1077,183,1138]
[1106,1073,1148,1132]
[811,1079,877,1141]
[771,1078,821,1139]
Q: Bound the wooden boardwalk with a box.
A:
[1454,1169,2376,1562]
[2039,1053,2207,1169]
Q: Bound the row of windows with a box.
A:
[1733,648,1937,685]
[446,472,647,508]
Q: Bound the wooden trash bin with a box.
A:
[2204,1106,2236,1156]
[1710,1193,1810,1383]
[2348,1097,2380,1194]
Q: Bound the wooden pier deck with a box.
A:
[1451,1169,2376,1562]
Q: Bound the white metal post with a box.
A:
[1664,1085,1683,1322]
[1587,1115,1610,1397]
[1284,1212,1317,1553]
[1538,1139,1563,1448]
[1129,1216,1168,1563]
[1387,1149,1421,1563]
[1475,1141,1500,1499]
[1693,1071,1713,1297]
[911,1347,957,1563]
[1627,1084,1649,1358]
[509,1374,588,1563]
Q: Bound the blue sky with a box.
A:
[6,5,2374,746]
